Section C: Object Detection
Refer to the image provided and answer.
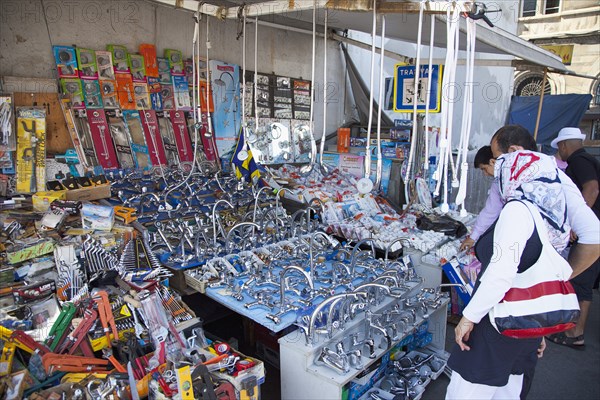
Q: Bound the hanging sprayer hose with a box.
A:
[433,3,460,213]
[374,15,386,191]
[254,16,259,133]
[424,11,435,172]
[455,18,477,215]
[235,6,250,163]
[318,9,328,167]
[300,1,318,174]
[404,1,424,187]
[363,0,377,179]
[162,7,204,207]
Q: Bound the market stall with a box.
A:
[0,1,569,399]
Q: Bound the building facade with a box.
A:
[515,0,600,141]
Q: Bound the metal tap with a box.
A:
[266,265,314,324]
[384,238,406,261]
[350,239,376,275]
[366,311,392,350]
[224,222,260,252]
[309,231,340,280]
[252,186,272,224]
[306,292,365,345]
[350,332,376,359]
[290,209,308,238]
[353,282,392,305]
[212,199,234,247]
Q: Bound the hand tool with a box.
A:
[215,381,237,400]
[20,120,38,192]
[54,149,81,177]
[102,348,127,373]
[151,368,174,397]
[0,326,33,353]
[10,330,51,355]
[56,307,97,357]
[0,340,16,377]
[239,375,258,400]
[128,361,140,400]
[93,290,119,346]
[42,353,110,373]
[45,302,77,351]
[191,362,217,400]
[176,363,195,400]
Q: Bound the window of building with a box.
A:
[592,120,600,141]
[514,74,552,96]
[594,79,600,105]
[544,0,561,15]
[522,0,537,17]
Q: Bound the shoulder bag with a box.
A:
[488,200,580,339]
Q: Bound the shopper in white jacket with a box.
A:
[446,150,571,400]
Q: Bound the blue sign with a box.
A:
[393,64,442,113]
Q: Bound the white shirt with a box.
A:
[462,201,534,323]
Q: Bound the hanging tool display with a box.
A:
[15,107,46,194]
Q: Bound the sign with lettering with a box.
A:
[393,64,442,113]
[540,45,574,65]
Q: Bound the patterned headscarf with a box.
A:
[495,150,570,251]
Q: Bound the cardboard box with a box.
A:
[66,184,111,202]
[32,190,67,211]
[82,203,114,231]
[209,349,265,394]
[7,239,55,264]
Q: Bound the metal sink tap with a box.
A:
[266,265,314,325]
[212,199,234,247]
[309,231,340,280]
[350,239,376,275]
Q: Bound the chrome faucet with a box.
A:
[309,231,339,280]
[350,239,376,275]
[306,293,364,345]
[266,265,314,325]
[252,186,272,224]
[224,222,260,253]
[212,199,234,247]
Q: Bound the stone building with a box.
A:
[515,0,600,141]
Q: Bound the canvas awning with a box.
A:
[151,0,568,72]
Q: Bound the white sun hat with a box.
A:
[550,127,586,149]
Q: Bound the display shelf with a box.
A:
[279,290,449,400]
[359,346,449,400]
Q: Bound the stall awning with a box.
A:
[150,0,567,72]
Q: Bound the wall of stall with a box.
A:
[0,0,350,141]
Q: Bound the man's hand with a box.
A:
[455,316,475,351]
[537,337,546,359]
[460,237,475,251]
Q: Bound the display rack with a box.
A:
[279,289,449,400]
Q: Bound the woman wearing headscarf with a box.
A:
[445,150,571,399]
